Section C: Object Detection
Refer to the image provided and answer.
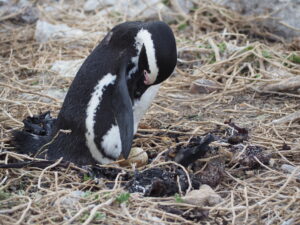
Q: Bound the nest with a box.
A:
[0,0,300,224]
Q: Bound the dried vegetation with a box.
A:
[0,0,300,224]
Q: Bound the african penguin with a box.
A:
[12,21,177,165]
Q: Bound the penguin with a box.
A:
[12,21,177,165]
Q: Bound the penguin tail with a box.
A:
[11,111,56,157]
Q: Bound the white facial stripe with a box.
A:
[133,84,161,133]
[135,29,159,84]
[101,125,122,159]
[85,73,116,164]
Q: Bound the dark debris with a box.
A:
[231,145,271,169]
[126,167,201,197]
[225,119,249,144]
[193,158,226,188]
[159,205,209,222]
[174,134,215,167]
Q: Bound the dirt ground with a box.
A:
[0,0,300,224]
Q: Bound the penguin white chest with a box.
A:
[101,125,122,159]
[132,84,161,133]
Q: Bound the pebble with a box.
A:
[119,147,148,167]
[182,184,222,207]
[189,79,220,94]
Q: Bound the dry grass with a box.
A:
[1,0,300,224]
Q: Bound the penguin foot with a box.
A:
[22,111,56,136]
[11,111,56,156]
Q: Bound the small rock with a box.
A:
[225,43,245,54]
[119,147,148,167]
[265,64,293,79]
[21,88,66,103]
[41,89,67,102]
[34,20,102,43]
[281,164,300,180]
[59,190,85,207]
[84,0,116,12]
[170,0,194,14]
[51,59,84,77]
[213,0,300,40]
[281,218,294,225]
[182,184,222,207]
[189,79,220,94]
[94,0,175,22]
[269,158,275,167]
[0,0,38,23]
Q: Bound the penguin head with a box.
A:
[130,21,177,97]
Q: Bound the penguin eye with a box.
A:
[134,90,141,98]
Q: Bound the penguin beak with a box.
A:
[143,70,154,85]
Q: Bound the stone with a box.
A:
[84,0,116,12]
[41,89,67,103]
[59,190,85,207]
[93,0,175,22]
[213,0,300,40]
[170,0,194,14]
[189,78,220,94]
[182,184,222,207]
[281,164,300,180]
[51,59,84,77]
[0,0,38,23]
[34,20,102,43]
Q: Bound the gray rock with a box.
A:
[190,78,220,94]
[0,0,38,23]
[84,0,116,12]
[281,219,294,225]
[92,0,175,22]
[281,164,300,180]
[213,0,300,40]
[0,0,9,6]
[41,89,67,102]
[35,20,102,43]
[170,0,194,15]
[51,59,84,77]
[60,190,85,207]
[21,87,67,103]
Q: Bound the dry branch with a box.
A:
[261,75,300,92]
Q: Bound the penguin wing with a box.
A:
[111,62,134,159]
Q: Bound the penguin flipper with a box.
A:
[111,63,134,159]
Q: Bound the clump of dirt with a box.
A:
[231,144,271,169]
[193,158,226,188]
[159,205,209,223]
[126,168,180,196]
[90,165,202,197]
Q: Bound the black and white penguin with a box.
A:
[12,21,177,165]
